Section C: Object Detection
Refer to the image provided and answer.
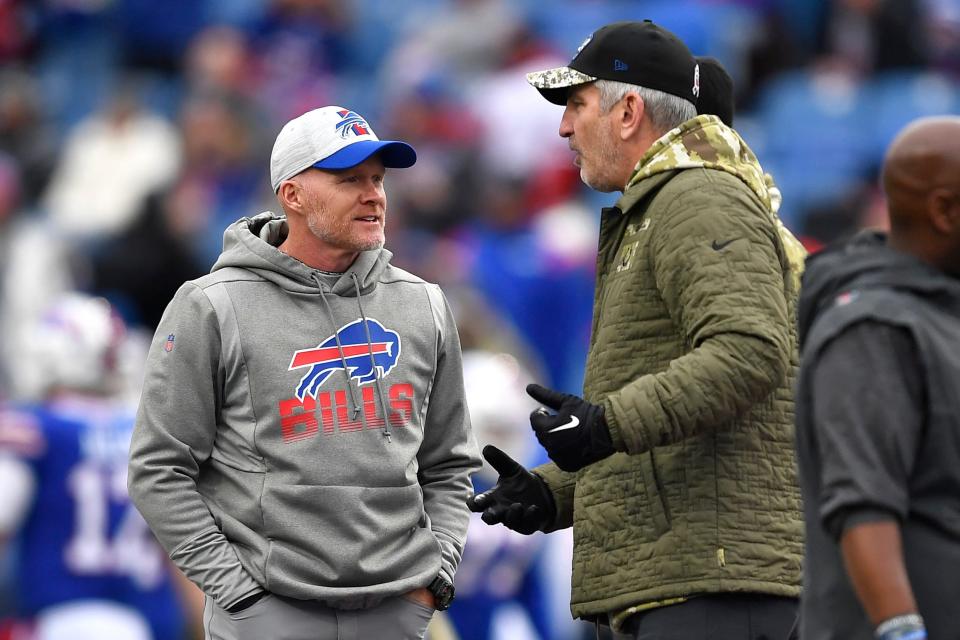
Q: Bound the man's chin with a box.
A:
[581,171,618,193]
[356,238,385,252]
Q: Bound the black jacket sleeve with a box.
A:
[810,321,925,539]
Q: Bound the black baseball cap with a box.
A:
[695,56,734,126]
[527,20,700,106]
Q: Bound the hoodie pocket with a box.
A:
[262,483,438,589]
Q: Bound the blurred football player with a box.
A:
[448,351,553,640]
[0,293,198,640]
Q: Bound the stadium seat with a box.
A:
[864,71,960,162]
[754,69,873,215]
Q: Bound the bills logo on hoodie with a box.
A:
[289,318,401,400]
[279,318,414,443]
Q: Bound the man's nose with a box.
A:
[559,111,574,138]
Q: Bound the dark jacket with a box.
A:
[795,231,960,639]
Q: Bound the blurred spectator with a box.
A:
[381,82,483,235]
[0,1,37,63]
[382,0,523,101]
[799,166,887,247]
[740,6,805,108]
[171,89,268,267]
[42,81,181,242]
[91,190,206,330]
[184,25,257,99]
[33,0,122,132]
[0,154,77,402]
[115,0,210,75]
[466,51,576,200]
[925,0,960,75]
[814,0,930,74]
[246,0,350,123]
[459,173,596,391]
[0,68,58,204]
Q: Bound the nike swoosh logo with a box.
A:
[547,416,580,433]
[711,238,738,251]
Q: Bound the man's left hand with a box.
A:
[527,384,616,472]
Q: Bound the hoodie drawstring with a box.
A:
[312,274,362,418]
[351,272,394,441]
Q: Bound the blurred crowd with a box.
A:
[0,0,957,639]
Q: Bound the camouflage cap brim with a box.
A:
[526,66,597,105]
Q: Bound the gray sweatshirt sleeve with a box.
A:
[128,283,262,608]
[418,285,481,583]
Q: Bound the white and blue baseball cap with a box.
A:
[269,106,417,192]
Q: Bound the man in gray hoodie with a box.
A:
[128,106,481,640]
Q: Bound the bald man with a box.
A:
[794,116,960,640]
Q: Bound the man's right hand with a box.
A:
[466,445,555,535]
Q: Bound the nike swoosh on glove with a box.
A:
[465,445,556,535]
[527,383,616,472]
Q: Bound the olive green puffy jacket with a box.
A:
[535,116,806,626]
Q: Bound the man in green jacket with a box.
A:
[468,21,806,639]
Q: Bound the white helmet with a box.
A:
[22,293,126,398]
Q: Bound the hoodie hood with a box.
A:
[210,211,392,297]
[798,230,960,347]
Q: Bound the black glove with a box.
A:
[466,445,555,535]
[527,383,616,472]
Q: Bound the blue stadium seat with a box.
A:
[864,71,960,162]
[529,0,745,60]
[754,69,873,215]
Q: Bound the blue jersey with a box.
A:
[448,477,552,640]
[0,398,186,640]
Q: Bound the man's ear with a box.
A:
[928,187,959,235]
[277,180,302,214]
[619,92,645,141]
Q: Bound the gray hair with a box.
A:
[595,79,696,134]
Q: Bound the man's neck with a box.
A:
[278,241,357,273]
[887,232,959,278]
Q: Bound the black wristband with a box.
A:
[226,591,266,614]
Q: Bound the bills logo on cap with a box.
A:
[289,318,401,400]
[336,109,371,138]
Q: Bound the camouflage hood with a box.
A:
[625,115,804,289]
[627,115,774,207]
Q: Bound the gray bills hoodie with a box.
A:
[128,212,480,610]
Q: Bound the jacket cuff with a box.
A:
[532,464,574,532]
[603,397,629,452]
[604,395,652,454]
